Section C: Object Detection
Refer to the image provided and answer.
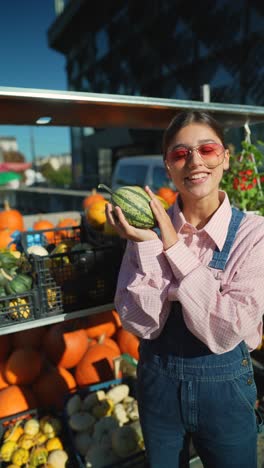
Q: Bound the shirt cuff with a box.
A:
[164,239,201,280]
[135,239,165,274]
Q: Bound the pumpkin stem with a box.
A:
[3,199,10,211]
[98,334,106,344]
[98,184,112,195]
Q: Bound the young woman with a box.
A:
[105,111,264,468]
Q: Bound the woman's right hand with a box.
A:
[105,203,158,242]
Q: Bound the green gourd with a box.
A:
[5,274,32,295]
[98,184,156,229]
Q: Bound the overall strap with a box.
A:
[208,207,245,271]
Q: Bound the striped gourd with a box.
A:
[98,184,156,229]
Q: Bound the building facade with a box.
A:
[48,0,264,188]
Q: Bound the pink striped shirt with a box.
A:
[114,192,264,354]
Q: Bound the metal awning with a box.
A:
[0,86,264,129]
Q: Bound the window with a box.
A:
[114,165,148,187]
[152,167,174,191]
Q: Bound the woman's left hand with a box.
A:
[145,186,179,250]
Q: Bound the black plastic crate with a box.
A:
[0,407,76,468]
[21,219,126,314]
[0,289,39,328]
[63,377,146,468]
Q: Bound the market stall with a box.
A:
[0,87,263,468]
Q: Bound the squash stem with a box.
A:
[98,184,113,195]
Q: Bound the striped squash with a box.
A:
[98,184,156,228]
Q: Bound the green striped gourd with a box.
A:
[98,184,156,229]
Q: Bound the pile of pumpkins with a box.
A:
[0,199,80,251]
[82,187,178,233]
[0,311,140,420]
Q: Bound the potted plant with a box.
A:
[221,140,264,215]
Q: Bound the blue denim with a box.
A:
[137,208,262,467]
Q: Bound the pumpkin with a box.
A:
[156,187,178,206]
[0,229,16,250]
[33,219,55,243]
[0,362,9,390]
[0,335,11,361]
[83,189,105,211]
[84,310,120,339]
[75,343,120,387]
[116,328,140,361]
[0,385,37,418]
[56,218,79,239]
[0,200,24,232]
[33,366,76,409]
[97,335,121,355]
[43,323,88,369]
[85,199,108,229]
[11,327,47,349]
[5,348,43,385]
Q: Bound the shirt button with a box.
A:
[241,359,248,366]
[247,378,253,385]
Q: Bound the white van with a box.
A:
[111,155,175,191]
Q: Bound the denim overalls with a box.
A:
[137,208,262,468]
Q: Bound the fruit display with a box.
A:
[65,380,145,468]
[0,411,70,467]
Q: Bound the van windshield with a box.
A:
[114,165,148,187]
[152,166,173,191]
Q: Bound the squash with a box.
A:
[33,219,55,243]
[85,199,108,229]
[116,328,140,361]
[0,362,9,390]
[156,187,178,206]
[5,273,32,295]
[5,348,43,385]
[75,343,120,387]
[83,189,105,211]
[43,323,89,369]
[27,245,49,256]
[68,411,95,432]
[0,229,16,250]
[84,310,120,339]
[56,218,79,239]
[33,366,76,409]
[47,450,68,468]
[0,385,37,418]
[0,201,24,232]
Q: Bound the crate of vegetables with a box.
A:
[20,219,125,315]
[0,407,73,467]
[64,377,146,468]
[0,249,40,328]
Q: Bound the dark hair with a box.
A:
[162,111,226,160]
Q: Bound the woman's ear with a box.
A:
[223,149,230,171]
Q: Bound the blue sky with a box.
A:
[0,0,70,160]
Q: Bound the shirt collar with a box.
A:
[172,191,232,251]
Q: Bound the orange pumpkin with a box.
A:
[5,348,43,385]
[98,335,121,355]
[75,343,120,387]
[85,199,108,229]
[156,187,178,206]
[84,310,119,339]
[83,189,105,211]
[116,328,140,361]
[43,323,88,369]
[11,327,47,349]
[0,362,9,390]
[0,385,37,418]
[33,366,76,409]
[0,200,24,232]
[0,228,16,250]
[56,218,79,239]
[33,219,55,243]
[0,335,11,361]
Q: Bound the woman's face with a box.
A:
[165,123,229,203]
